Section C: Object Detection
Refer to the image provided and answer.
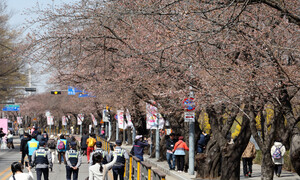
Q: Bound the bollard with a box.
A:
[129,155,132,180]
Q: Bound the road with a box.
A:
[0,137,114,180]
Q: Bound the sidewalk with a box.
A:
[121,144,300,180]
[121,144,196,180]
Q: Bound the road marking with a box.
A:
[1,171,12,180]
[0,167,10,177]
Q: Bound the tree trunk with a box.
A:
[261,151,274,180]
[290,134,300,176]
[196,138,221,179]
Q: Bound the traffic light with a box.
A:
[51,91,61,95]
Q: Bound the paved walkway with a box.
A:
[121,144,300,180]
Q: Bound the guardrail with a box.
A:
[97,136,167,180]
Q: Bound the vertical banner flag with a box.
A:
[47,116,54,125]
[146,103,165,129]
[0,119,8,133]
[117,110,126,129]
[62,116,67,126]
[91,114,97,126]
[17,117,23,125]
[77,114,84,125]
[126,109,133,127]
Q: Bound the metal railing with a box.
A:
[98,137,167,180]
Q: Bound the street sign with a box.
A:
[2,105,20,111]
[77,114,84,125]
[184,112,195,122]
[47,116,54,125]
[25,87,36,92]
[68,86,76,95]
[182,97,196,111]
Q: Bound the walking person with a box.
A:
[89,150,118,180]
[65,142,82,180]
[47,135,57,171]
[57,134,67,164]
[166,133,176,170]
[20,133,31,166]
[89,141,110,166]
[86,133,97,162]
[173,136,189,172]
[27,135,39,166]
[242,141,256,177]
[111,140,129,180]
[70,136,80,151]
[9,162,33,180]
[0,127,6,147]
[7,130,14,149]
[32,141,52,180]
[271,140,286,177]
[81,131,89,156]
[18,126,25,140]
[133,135,149,161]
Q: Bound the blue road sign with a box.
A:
[2,106,20,111]
[68,86,76,95]
[78,93,95,98]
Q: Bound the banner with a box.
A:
[77,114,84,125]
[47,116,54,125]
[0,119,8,134]
[17,117,22,125]
[62,116,67,126]
[126,109,133,127]
[117,110,127,129]
[91,113,97,126]
[146,103,165,129]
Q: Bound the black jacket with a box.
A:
[20,137,31,153]
[81,135,89,149]
[166,138,176,151]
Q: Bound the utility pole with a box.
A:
[116,120,119,140]
[188,64,195,175]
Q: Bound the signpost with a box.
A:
[184,112,195,122]
[2,105,20,111]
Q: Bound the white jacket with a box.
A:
[271,142,286,165]
[89,152,117,180]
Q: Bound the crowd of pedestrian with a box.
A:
[0,124,290,179]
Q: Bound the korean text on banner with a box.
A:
[77,114,84,125]
[126,109,133,127]
[17,117,22,125]
[62,116,67,126]
[0,119,8,134]
[91,114,97,126]
[146,103,165,129]
[47,116,54,125]
[117,110,127,129]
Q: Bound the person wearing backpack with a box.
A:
[47,135,57,170]
[27,135,39,166]
[271,141,286,177]
[86,134,97,162]
[57,134,67,164]
[242,141,256,177]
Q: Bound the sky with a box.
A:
[6,0,77,93]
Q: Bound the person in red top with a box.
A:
[173,136,189,172]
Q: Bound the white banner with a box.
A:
[47,116,54,125]
[17,117,22,124]
[146,103,164,129]
[126,109,133,127]
[91,113,97,126]
[62,116,67,126]
[77,114,84,125]
[117,110,127,129]
[102,110,109,122]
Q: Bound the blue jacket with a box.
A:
[27,139,39,156]
[133,141,148,156]
[57,139,67,152]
